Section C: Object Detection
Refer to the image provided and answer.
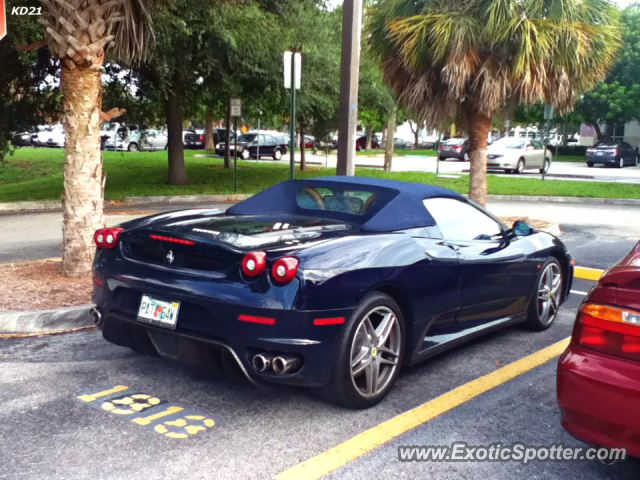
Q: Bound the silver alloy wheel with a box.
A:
[350,306,401,398]
[463,152,469,161]
[274,149,282,160]
[242,149,251,160]
[128,143,138,152]
[537,262,562,326]
[619,157,624,168]
[516,158,525,174]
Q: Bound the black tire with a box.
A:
[273,148,283,161]
[525,257,564,331]
[127,143,138,152]
[540,158,550,174]
[515,158,525,174]
[587,162,594,168]
[316,292,405,409]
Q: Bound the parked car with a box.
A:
[183,128,229,150]
[12,129,36,147]
[438,138,470,161]
[557,241,640,457]
[394,137,414,149]
[105,128,168,151]
[216,132,287,160]
[417,138,436,149]
[586,141,638,168]
[184,129,205,149]
[355,134,381,151]
[32,125,65,147]
[487,138,553,174]
[92,176,572,408]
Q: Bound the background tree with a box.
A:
[38,0,152,276]
[369,0,622,205]
[0,0,60,162]
[574,6,640,140]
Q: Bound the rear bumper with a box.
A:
[586,155,617,165]
[439,151,465,160]
[94,278,355,387]
[557,344,640,457]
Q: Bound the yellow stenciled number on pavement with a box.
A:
[101,394,162,415]
[154,415,216,439]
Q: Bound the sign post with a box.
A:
[543,105,555,181]
[284,51,301,180]
[0,0,7,43]
[230,98,242,193]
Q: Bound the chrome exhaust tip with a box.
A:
[89,307,102,326]
[272,354,301,375]
[252,352,276,373]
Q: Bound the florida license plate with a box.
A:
[137,295,180,329]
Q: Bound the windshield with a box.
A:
[240,134,257,143]
[491,138,525,149]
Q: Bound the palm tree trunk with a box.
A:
[166,89,188,185]
[61,65,105,276]
[205,108,215,150]
[384,107,396,172]
[366,126,373,151]
[467,109,492,207]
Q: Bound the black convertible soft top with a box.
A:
[226,176,465,232]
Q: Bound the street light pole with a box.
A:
[336,0,363,177]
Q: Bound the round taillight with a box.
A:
[271,257,299,284]
[242,251,267,277]
[94,228,124,249]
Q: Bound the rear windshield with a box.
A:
[594,142,617,147]
[296,187,378,215]
[445,138,466,145]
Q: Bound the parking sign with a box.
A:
[230,98,242,118]
[0,0,6,42]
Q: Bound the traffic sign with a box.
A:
[0,0,7,42]
[230,98,242,118]
[544,104,555,121]
[284,52,302,90]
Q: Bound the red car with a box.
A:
[557,241,640,457]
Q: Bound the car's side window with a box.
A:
[424,198,503,241]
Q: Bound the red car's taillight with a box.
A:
[271,257,299,284]
[573,303,640,361]
[242,251,267,277]
[94,228,124,249]
[200,134,205,142]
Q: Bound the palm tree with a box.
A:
[40,0,152,276]
[369,0,622,205]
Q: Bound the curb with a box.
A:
[0,304,95,334]
[121,194,251,205]
[488,195,640,206]
[1,193,639,215]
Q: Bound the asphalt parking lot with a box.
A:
[2,214,639,479]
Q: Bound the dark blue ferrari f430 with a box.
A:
[92,177,573,408]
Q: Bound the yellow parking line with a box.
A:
[275,337,571,480]
[574,266,604,281]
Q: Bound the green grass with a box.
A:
[555,155,586,163]
[0,147,637,203]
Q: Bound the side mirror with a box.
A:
[513,220,533,236]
